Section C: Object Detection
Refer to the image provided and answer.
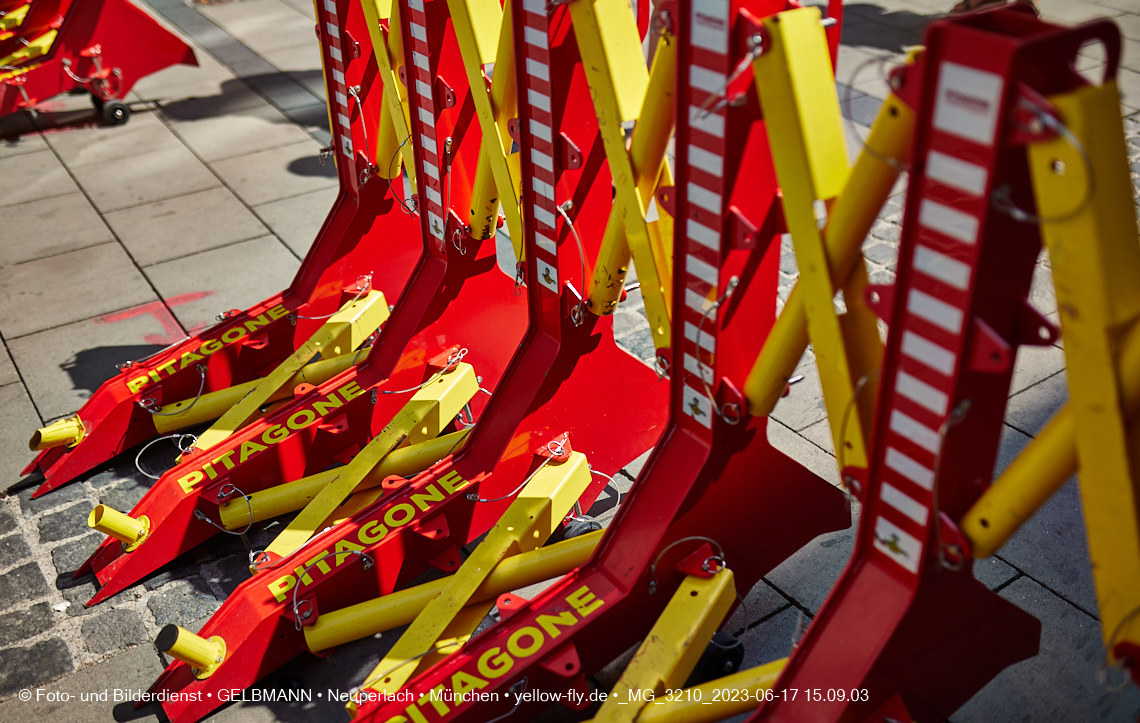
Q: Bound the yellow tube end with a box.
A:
[29,417,84,451]
[157,624,226,679]
[89,506,149,551]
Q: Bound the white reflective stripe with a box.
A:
[337,113,351,129]
[418,107,435,127]
[528,89,551,112]
[686,218,719,251]
[907,288,963,334]
[913,245,970,290]
[686,254,718,286]
[889,410,941,454]
[413,51,429,71]
[335,91,349,109]
[531,148,554,172]
[427,212,445,239]
[895,371,949,416]
[535,232,557,255]
[422,160,439,179]
[901,331,955,376]
[690,0,729,53]
[408,0,424,9]
[526,58,549,81]
[410,23,427,42]
[689,65,725,93]
[324,0,336,13]
[333,69,345,84]
[534,205,556,228]
[881,482,929,526]
[684,353,714,384]
[885,446,934,491]
[873,516,922,574]
[932,61,1003,147]
[523,0,544,13]
[926,150,986,196]
[425,186,442,206]
[682,383,713,428]
[688,145,723,178]
[420,134,437,155]
[326,22,340,37]
[684,321,715,353]
[415,79,432,100]
[329,45,343,62]
[919,199,978,245]
[524,26,547,48]
[688,182,721,214]
[533,177,555,200]
[685,288,715,317]
[689,106,725,138]
[529,119,552,142]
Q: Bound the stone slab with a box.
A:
[0,243,158,340]
[82,608,148,654]
[44,111,183,170]
[132,47,243,104]
[763,505,858,615]
[168,102,315,163]
[38,502,94,544]
[16,482,87,516]
[0,535,31,570]
[9,308,175,422]
[0,385,42,493]
[70,145,220,213]
[0,151,80,210]
[253,185,338,257]
[0,132,48,160]
[210,140,337,207]
[143,235,300,331]
[0,602,53,646]
[51,535,102,580]
[0,193,115,269]
[0,638,73,700]
[0,344,17,388]
[1005,370,1067,438]
[105,186,270,267]
[0,562,51,614]
[145,578,220,627]
[738,606,804,674]
[0,644,161,718]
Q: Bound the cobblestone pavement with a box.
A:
[0,0,1139,721]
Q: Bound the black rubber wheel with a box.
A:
[101,99,130,126]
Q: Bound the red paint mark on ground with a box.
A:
[94,292,214,345]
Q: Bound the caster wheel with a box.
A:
[101,99,130,126]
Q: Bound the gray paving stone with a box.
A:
[770,362,827,432]
[0,242,158,339]
[0,384,42,493]
[1005,370,1068,438]
[1009,344,1067,396]
[133,46,241,103]
[0,343,17,387]
[206,553,253,596]
[0,151,80,209]
[58,579,141,617]
[973,556,1019,591]
[243,70,325,112]
[169,102,315,163]
[254,185,338,257]
[0,193,115,269]
[615,326,655,364]
[0,506,14,536]
[0,602,53,646]
[144,235,301,331]
[0,638,73,699]
[725,578,792,635]
[0,562,50,613]
[44,111,184,169]
[0,535,31,570]
[17,482,86,516]
[96,480,149,514]
[767,419,841,487]
[70,145,221,213]
[1036,0,1123,23]
[38,503,94,544]
[2,644,161,720]
[951,576,1140,723]
[50,534,101,578]
[763,504,858,615]
[142,555,198,591]
[197,0,315,52]
[105,186,270,267]
[283,102,332,142]
[210,140,337,206]
[0,132,48,160]
[146,578,220,627]
[81,608,148,654]
[9,310,175,422]
[620,448,652,481]
[738,606,803,673]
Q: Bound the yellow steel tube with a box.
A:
[627,658,787,723]
[152,350,365,434]
[156,624,226,679]
[88,505,149,550]
[743,94,914,417]
[963,318,1140,557]
[219,429,471,529]
[304,529,602,651]
[29,416,84,451]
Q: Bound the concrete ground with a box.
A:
[0,0,1138,720]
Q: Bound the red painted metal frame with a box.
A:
[142,0,669,719]
[23,0,423,497]
[348,1,852,721]
[743,10,1124,722]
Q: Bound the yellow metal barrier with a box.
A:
[626,658,787,723]
[156,624,226,679]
